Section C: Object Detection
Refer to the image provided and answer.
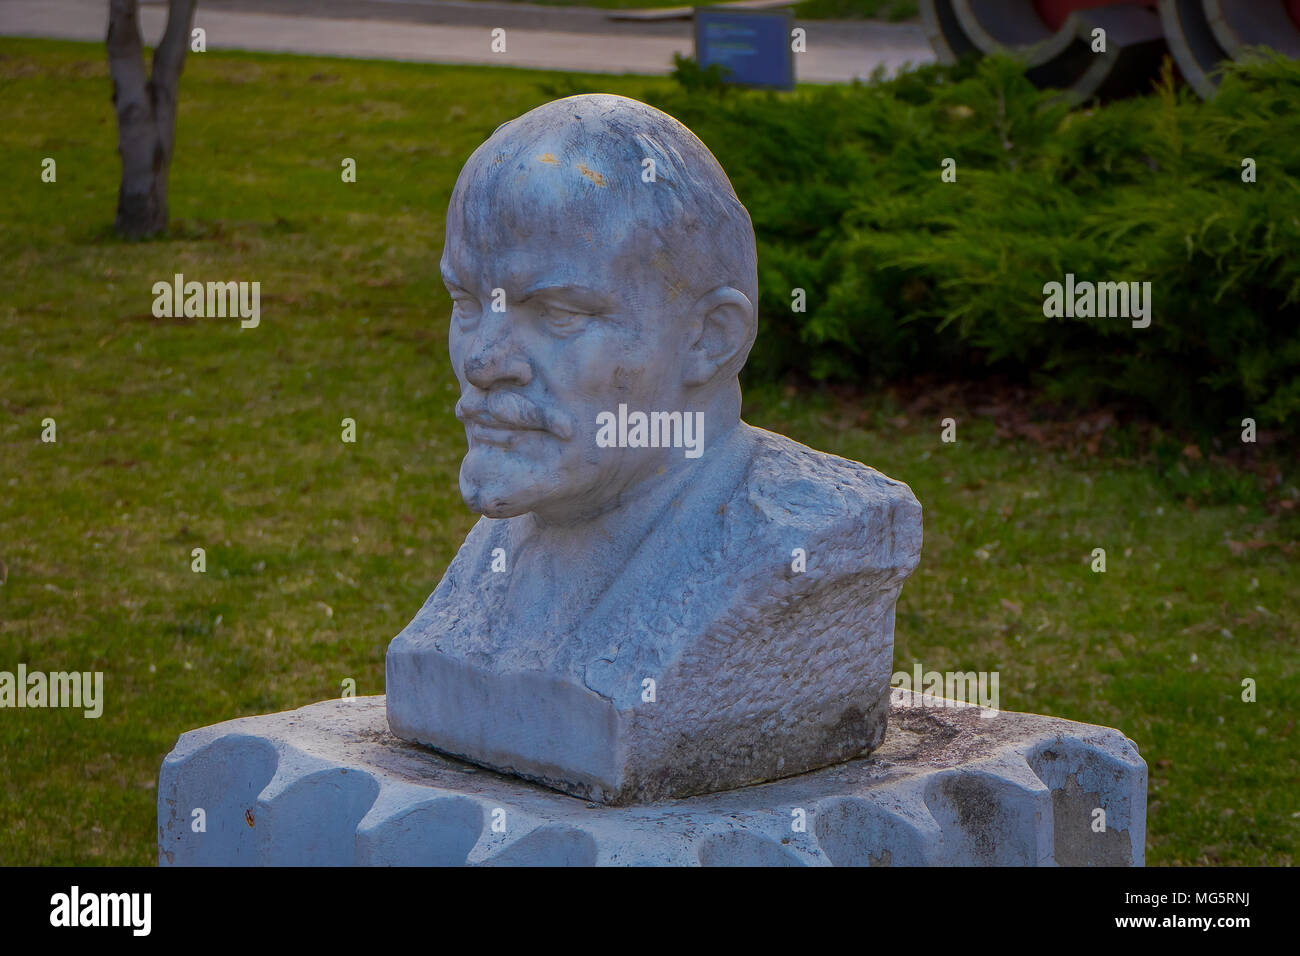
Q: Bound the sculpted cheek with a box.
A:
[608,365,646,393]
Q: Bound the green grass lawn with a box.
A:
[0,38,1295,866]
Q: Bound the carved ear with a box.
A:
[682,286,755,388]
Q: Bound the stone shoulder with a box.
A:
[729,425,923,576]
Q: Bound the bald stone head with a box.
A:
[443,94,759,524]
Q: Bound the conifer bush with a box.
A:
[651,54,1300,435]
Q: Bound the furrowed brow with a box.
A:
[519,284,614,312]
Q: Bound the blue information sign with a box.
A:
[693,7,795,90]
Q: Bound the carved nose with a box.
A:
[462,322,531,390]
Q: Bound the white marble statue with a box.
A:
[387,94,922,804]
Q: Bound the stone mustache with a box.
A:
[386,94,923,805]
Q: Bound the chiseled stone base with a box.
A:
[157,695,1146,866]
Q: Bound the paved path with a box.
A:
[0,0,935,83]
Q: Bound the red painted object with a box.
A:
[1032,0,1157,32]
[922,0,1300,100]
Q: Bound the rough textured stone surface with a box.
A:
[158,696,1147,866]
[388,425,922,804]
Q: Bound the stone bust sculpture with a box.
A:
[387,94,922,805]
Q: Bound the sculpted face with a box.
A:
[446,208,688,522]
[442,95,759,524]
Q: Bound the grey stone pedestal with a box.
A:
[157,695,1146,866]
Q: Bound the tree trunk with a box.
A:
[107,0,197,237]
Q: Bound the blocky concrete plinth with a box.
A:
[157,695,1146,866]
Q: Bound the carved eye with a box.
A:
[539,306,591,335]
[450,295,481,328]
